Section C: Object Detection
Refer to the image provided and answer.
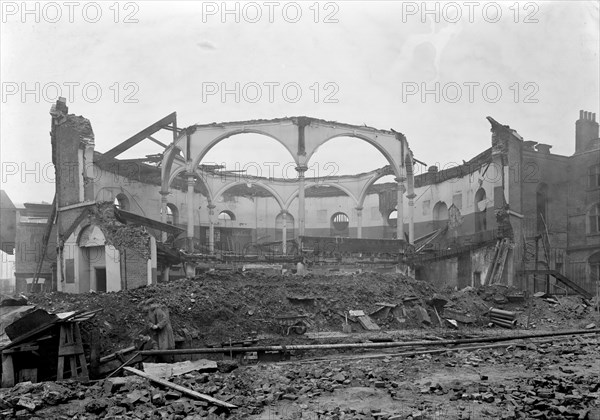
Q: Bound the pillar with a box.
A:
[296,166,307,236]
[159,191,170,282]
[395,178,406,241]
[159,191,169,242]
[281,212,287,255]
[186,174,195,252]
[208,204,215,254]
[407,193,416,244]
[356,206,363,239]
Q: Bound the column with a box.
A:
[395,178,406,241]
[296,166,307,236]
[356,206,363,238]
[208,204,215,254]
[281,212,287,255]
[159,191,169,242]
[407,192,416,244]
[186,174,195,252]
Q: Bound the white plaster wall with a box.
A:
[105,245,121,292]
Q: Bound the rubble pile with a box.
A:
[26,272,599,355]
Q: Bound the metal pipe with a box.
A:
[488,312,516,321]
[490,318,517,328]
[488,308,517,319]
[139,328,600,356]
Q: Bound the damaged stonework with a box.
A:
[91,202,151,260]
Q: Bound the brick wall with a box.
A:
[122,249,148,290]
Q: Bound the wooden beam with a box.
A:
[99,112,176,161]
[148,136,168,148]
[123,367,237,409]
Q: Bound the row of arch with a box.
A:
[160,118,416,250]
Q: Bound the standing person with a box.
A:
[144,298,175,363]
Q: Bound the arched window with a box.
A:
[218,210,235,226]
[474,188,487,232]
[433,201,448,221]
[331,212,349,232]
[114,193,130,211]
[166,203,179,225]
[387,209,398,227]
[588,203,600,234]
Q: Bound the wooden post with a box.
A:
[1,353,15,388]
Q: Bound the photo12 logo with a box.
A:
[201,81,339,104]
[1,82,140,104]
[1,1,140,24]
[201,1,339,24]
[400,1,540,24]
[401,82,539,104]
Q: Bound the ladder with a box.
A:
[57,323,89,381]
[485,238,511,285]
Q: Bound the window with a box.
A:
[114,193,130,210]
[165,203,179,225]
[218,210,235,225]
[589,165,600,188]
[331,212,349,231]
[387,210,398,227]
[433,201,448,221]
[474,188,487,232]
[589,203,600,234]
[422,200,430,215]
[452,193,463,210]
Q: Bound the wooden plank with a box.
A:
[123,367,237,409]
[99,112,177,161]
[357,315,380,331]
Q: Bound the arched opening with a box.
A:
[307,136,391,178]
[536,183,548,234]
[475,188,487,232]
[114,193,130,211]
[275,213,295,241]
[200,133,296,181]
[218,210,235,223]
[77,225,107,293]
[387,209,398,227]
[433,201,448,229]
[166,203,179,225]
[331,212,350,236]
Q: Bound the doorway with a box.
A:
[95,268,107,292]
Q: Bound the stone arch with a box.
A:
[304,182,359,206]
[166,203,179,225]
[212,181,285,211]
[305,133,402,179]
[190,130,298,176]
[357,168,395,208]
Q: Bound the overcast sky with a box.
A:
[1,1,599,205]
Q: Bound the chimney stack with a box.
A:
[575,110,599,153]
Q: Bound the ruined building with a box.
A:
[4,99,599,296]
